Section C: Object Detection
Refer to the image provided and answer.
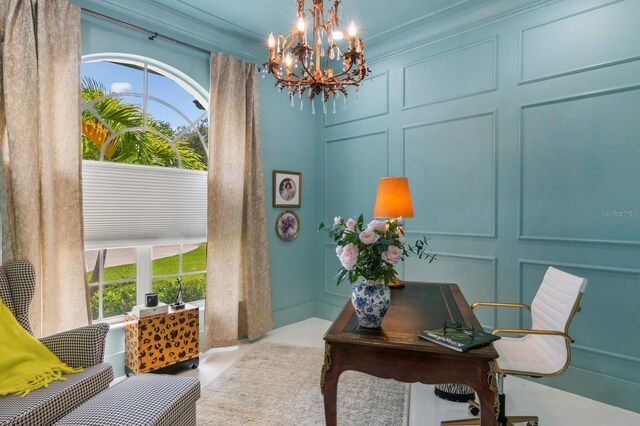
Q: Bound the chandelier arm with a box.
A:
[330,59,356,80]
[298,53,317,83]
[282,34,297,53]
[332,1,341,28]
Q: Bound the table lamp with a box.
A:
[373,177,414,288]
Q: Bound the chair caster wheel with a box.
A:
[468,405,480,416]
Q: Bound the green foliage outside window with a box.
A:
[90,243,207,320]
[81,77,207,170]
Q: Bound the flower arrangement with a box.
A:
[318,214,436,286]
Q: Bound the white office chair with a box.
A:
[442,266,587,426]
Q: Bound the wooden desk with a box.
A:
[321,282,499,426]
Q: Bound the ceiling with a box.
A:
[151,0,478,42]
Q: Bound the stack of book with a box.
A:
[131,302,168,318]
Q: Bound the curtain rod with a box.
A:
[81,8,211,56]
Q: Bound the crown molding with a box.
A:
[73,0,263,62]
[74,0,559,65]
[365,0,558,62]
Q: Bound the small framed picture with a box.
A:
[273,170,301,208]
[275,210,300,241]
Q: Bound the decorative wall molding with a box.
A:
[323,243,351,298]
[518,83,640,246]
[323,130,389,221]
[324,71,390,128]
[573,344,640,365]
[403,111,498,238]
[518,0,640,84]
[405,250,498,329]
[367,0,556,62]
[402,37,498,110]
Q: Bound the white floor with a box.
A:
[177,317,640,426]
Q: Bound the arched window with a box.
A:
[81,55,208,321]
[81,54,208,169]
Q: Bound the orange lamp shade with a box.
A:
[373,177,414,219]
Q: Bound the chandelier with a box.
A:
[263,0,370,113]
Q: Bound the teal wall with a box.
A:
[64,0,640,412]
[314,0,640,412]
[75,1,317,376]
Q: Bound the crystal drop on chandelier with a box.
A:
[263,0,371,113]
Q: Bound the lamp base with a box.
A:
[388,275,405,288]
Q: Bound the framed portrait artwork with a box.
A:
[275,210,300,241]
[273,170,301,208]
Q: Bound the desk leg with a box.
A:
[476,360,499,426]
[321,343,339,426]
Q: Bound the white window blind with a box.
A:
[82,161,207,249]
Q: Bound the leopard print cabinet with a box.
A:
[125,304,199,375]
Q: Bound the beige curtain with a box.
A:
[0,0,88,337]
[204,52,272,349]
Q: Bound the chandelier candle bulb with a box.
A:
[348,21,356,38]
[297,17,306,43]
[268,33,276,59]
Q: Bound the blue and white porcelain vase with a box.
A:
[351,279,391,328]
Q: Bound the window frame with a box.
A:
[81,54,209,323]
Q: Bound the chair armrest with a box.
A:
[471,301,531,311]
[39,323,110,368]
[491,328,574,343]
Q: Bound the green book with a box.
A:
[418,327,500,352]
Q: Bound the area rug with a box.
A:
[196,342,409,425]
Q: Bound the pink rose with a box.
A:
[345,218,356,231]
[335,245,344,257]
[367,220,387,233]
[359,229,379,245]
[339,243,359,270]
[381,245,402,264]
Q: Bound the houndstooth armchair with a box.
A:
[0,260,114,426]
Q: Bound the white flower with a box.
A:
[336,245,344,257]
[334,216,342,225]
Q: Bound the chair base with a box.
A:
[441,415,539,426]
[441,399,539,426]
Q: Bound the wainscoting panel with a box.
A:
[520,85,640,245]
[404,112,497,238]
[324,71,389,127]
[404,252,497,329]
[519,0,640,83]
[403,37,497,109]
[315,0,640,412]
[324,131,389,219]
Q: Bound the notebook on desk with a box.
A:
[418,326,500,352]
